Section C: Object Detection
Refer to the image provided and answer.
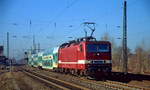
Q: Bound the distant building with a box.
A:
[0,46,8,66]
[0,46,4,56]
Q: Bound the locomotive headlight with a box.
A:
[96,53,100,56]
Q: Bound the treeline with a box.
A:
[101,33,150,74]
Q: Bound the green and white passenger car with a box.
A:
[28,47,59,69]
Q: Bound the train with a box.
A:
[28,36,112,78]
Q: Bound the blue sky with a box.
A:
[0,0,150,59]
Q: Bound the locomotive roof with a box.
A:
[60,36,110,48]
[60,36,94,48]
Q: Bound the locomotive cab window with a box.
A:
[87,44,109,52]
[79,44,83,52]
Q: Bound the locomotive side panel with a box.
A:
[77,43,87,69]
[59,42,87,70]
[59,45,79,69]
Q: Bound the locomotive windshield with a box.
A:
[87,44,109,52]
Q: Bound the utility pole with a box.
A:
[33,35,36,54]
[7,32,9,59]
[106,24,108,32]
[29,20,36,54]
[38,43,40,52]
[122,0,128,73]
[7,32,11,72]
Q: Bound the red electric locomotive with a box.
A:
[58,36,112,77]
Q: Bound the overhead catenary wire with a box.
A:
[49,0,80,40]
[49,0,79,24]
[127,0,140,7]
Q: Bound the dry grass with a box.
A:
[0,71,51,90]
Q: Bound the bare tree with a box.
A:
[135,46,144,73]
[100,32,116,48]
[100,33,121,71]
[100,33,110,41]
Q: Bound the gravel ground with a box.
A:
[0,70,51,90]
[129,80,150,88]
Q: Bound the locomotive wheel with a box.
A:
[74,69,79,76]
[62,68,65,73]
[57,68,60,72]
[79,70,84,76]
[70,69,74,75]
[83,70,88,76]
[59,68,62,73]
[64,68,69,74]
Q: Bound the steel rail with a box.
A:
[79,77,149,90]
[104,80,148,90]
[23,71,69,90]
[23,69,90,90]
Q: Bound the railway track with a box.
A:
[103,80,148,90]
[23,69,90,90]
[79,78,149,90]
[0,70,8,75]
[24,66,150,90]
